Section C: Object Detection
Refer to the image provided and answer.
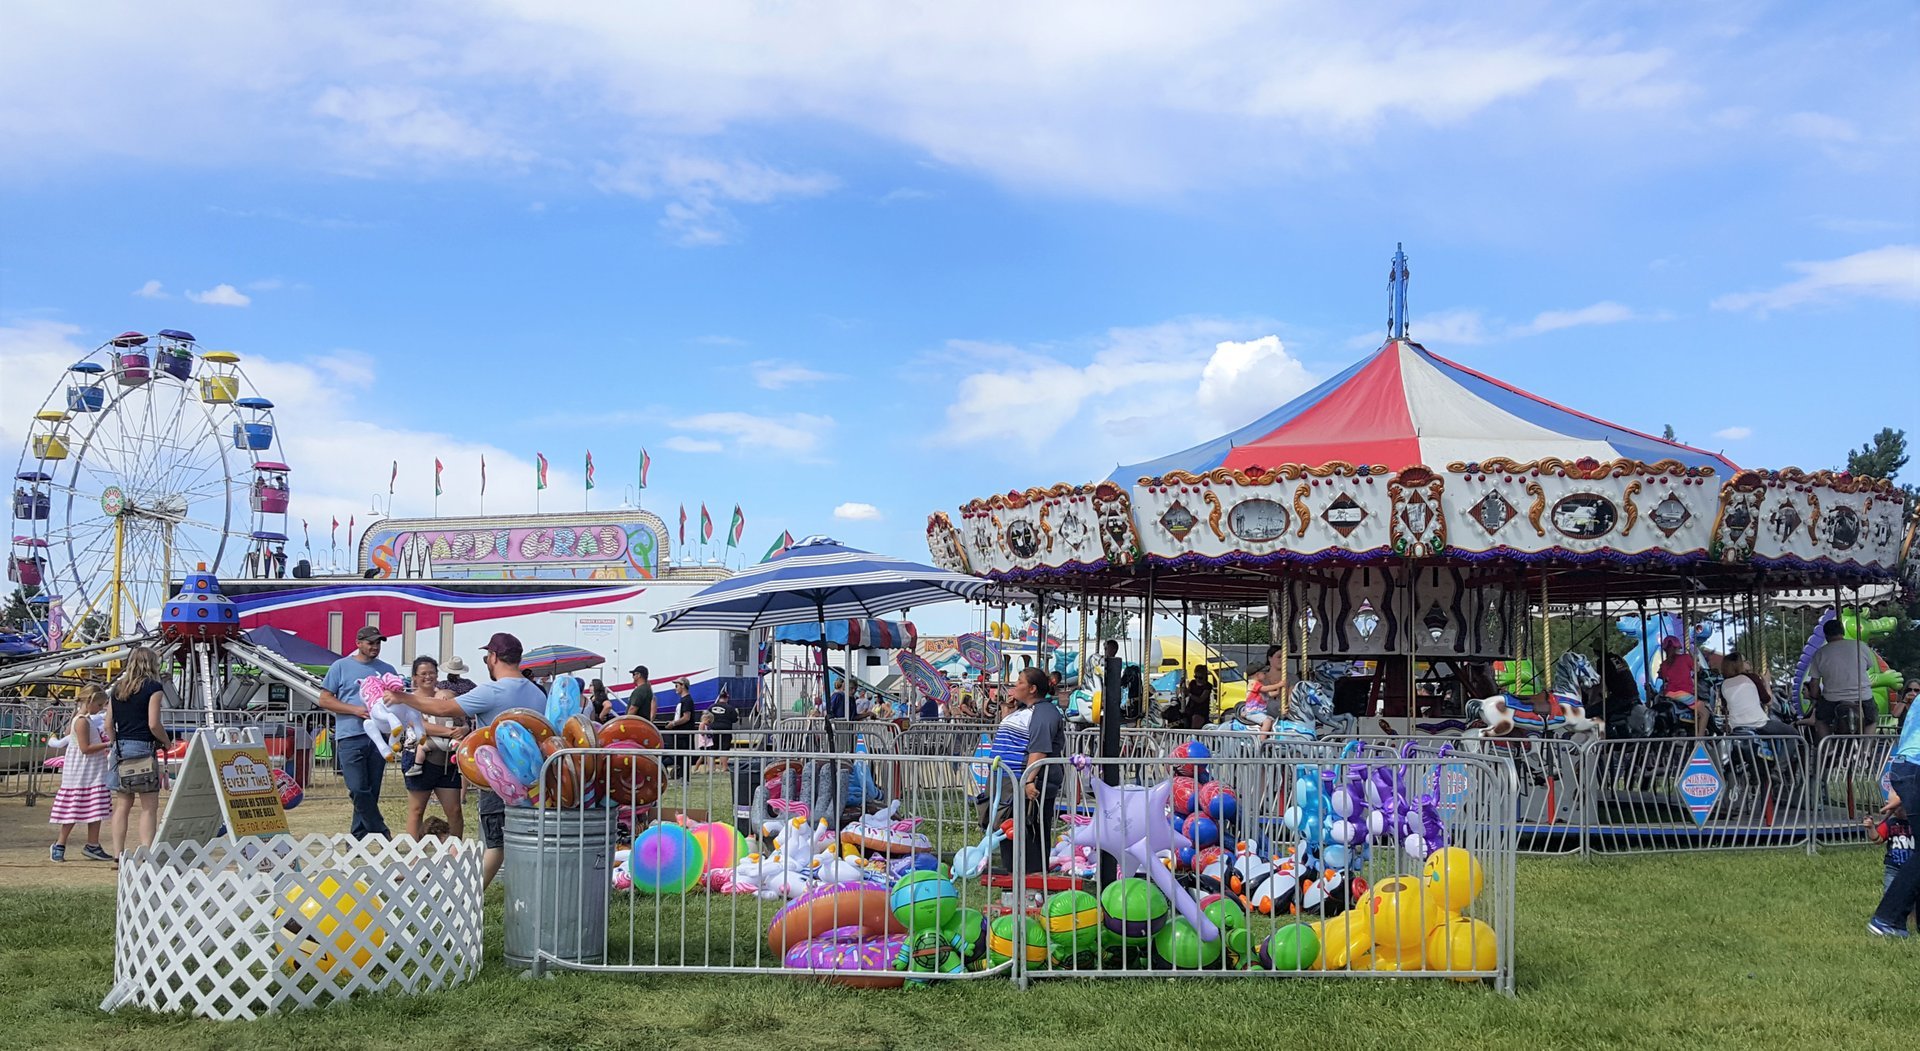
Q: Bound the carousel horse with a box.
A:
[1462,653,1603,741]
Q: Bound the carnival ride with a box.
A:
[10,330,293,646]
[924,246,1910,842]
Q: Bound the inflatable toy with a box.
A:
[597,715,662,807]
[492,707,557,745]
[1099,877,1169,944]
[1258,922,1320,971]
[987,913,1049,966]
[897,928,968,982]
[1169,775,1198,816]
[1425,916,1498,977]
[1366,876,1434,952]
[840,800,932,856]
[950,907,989,965]
[544,675,584,730]
[1154,917,1221,969]
[1307,910,1374,970]
[1171,740,1211,780]
[1068,756,1218,940]
[1180,812,1220,849]
[454,723,494,788]
[767,882,903,956]
[1422,847,1484,914]
[357,672,422,761]
[782,927,910,989]
[492,719,544,788]
[951,758,1005,880]
[473,743,529,806]
[629,823,705,894]
[272,767,303,810]
[1042,889,1103,959]
[686,821,749,880]
[888,872,960,931]
[278,875,387,973]
[1197,782,1237,824]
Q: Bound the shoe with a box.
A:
[1866,920,1909,938]
[83,844,112,861]
[49,844,64,862]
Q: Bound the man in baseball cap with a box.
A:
[627,664,655,723]
[316,623,398,837]
[480,632,523,664]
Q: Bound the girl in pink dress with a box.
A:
[49,687,114,861]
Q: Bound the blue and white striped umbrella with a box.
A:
[650,535,988,632]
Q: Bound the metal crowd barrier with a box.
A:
[1811,733,1898,851]
[0,700,69,804]
[515,742,1520,992]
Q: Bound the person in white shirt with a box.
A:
[1806,620,1882,737]
[1717,653,1790,735]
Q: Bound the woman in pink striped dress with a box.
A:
[49,686,114,862]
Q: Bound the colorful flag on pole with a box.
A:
[302,519,311,555]
[678,504,687,546]
[760,530,795,562]
[388,460,397,495]
[348,515,355,544]
[639,448,651,489]
[480,455,487,495]
[536,453,549,490]
[585,450,595,490]
[700,504,713,543]
[728,505,744,547]
[434,459,444,497]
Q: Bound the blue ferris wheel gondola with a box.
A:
[65,361,106,413]
[233,396,275,451]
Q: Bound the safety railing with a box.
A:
[0,700,70,804]
[1581,735,1813,854]
[1811,734,1899,850]
[513,743,1519,992]
[520,746,1023,986]
[1013,749,1517,990]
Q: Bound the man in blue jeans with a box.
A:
[317,625,398,837]
[1868,707,1920,937]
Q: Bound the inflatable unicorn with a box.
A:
[359,672,425,760]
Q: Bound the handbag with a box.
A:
[113,742,161,793]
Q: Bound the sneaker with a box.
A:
[82,844,112,861]
[1866,920,1909,938]
[49,844,64,862]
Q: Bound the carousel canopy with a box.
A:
[1116,339,1735,482]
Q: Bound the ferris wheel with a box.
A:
[8,329,293,645]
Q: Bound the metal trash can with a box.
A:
[502,806,617,969]
[731,756,765,838]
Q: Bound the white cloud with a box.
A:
[934,319,1317,470]
[133,280,167,299]
[1404,308,1489,347]
[1512,301,1639,336]
[1712,245,1920,315]
[597,153,838,246]
[312,85,526,165]
[185,283,252,306]
[833,502,882,521]
[670,411,834,457]
[1779,111,1859,143]
[664,436,724,453]
[753,361,835,390]
[1713,426,1752,440]
[0,4,1690,198]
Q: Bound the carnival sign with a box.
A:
[1678,743,1721,827]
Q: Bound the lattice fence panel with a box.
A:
[102,834,483,1020]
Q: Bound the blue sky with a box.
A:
[2,2,1916,633]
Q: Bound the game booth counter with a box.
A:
[921,248,1909,851]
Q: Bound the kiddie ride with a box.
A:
[922,247,1908,852]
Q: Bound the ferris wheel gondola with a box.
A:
[8,329,293,645]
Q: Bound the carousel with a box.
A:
[924,248,1910,844]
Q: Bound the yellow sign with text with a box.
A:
[213,743,290,839]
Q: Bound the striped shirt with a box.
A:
[988,708,1034,780]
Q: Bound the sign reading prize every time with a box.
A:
[155,729,291,845]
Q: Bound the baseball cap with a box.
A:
[629,664,646,675]
[481,632,523,663]
[356,625,386,643]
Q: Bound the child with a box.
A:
[49,687,114,862]
[1867,805,1916,930]
[422,815,452,840]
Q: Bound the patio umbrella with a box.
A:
[519,643,605,677]
[652,535,987,746]
[894,649,951,705]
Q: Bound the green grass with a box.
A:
[1,847,1911,1050]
